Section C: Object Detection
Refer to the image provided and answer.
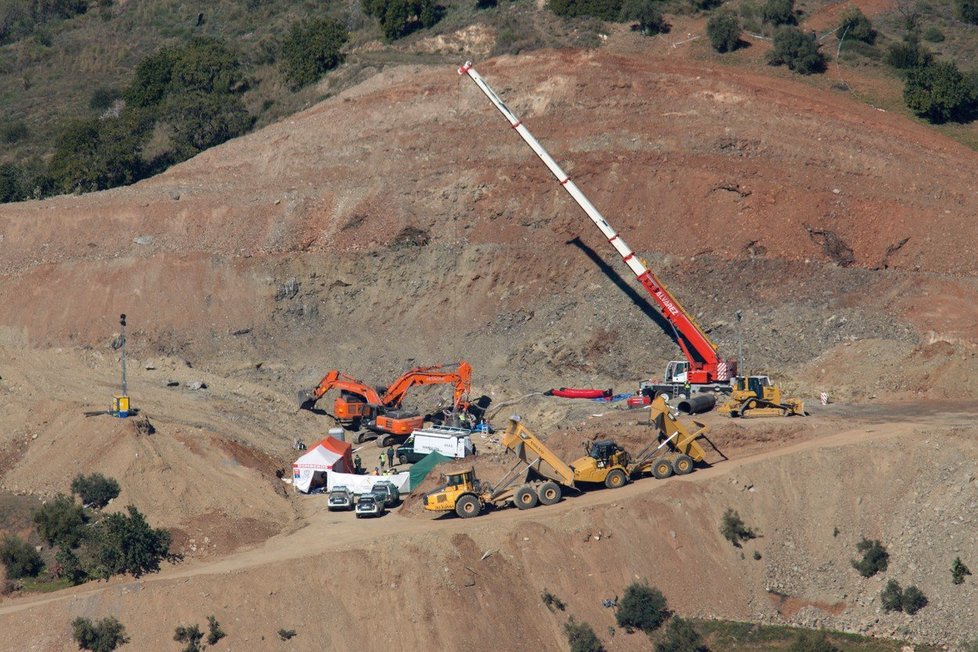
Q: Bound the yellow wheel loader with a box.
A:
[717,376,807,418]
[423,397,711,518]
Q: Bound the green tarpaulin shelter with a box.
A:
[408,451,450,490]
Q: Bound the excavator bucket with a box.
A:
[297,390,317,411]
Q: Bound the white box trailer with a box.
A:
[411,425,474,459]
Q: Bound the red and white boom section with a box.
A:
[459,61,730,384]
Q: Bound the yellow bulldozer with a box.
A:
[423,397,710,518]
[717,376,806,418]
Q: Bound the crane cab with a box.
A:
[664,361,689,384]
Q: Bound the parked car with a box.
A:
[327,486,354,511]
[371,481,401,507]
[355,494,386,518]
[395,438,426,465]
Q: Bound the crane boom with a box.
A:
[458,61,731,384]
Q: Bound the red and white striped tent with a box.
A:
[292,436,354,493]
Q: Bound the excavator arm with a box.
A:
[380,361,472,410]
[298,370,384,411]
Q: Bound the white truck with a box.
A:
[398,425,474,463]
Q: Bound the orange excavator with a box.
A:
[299,361,473,446]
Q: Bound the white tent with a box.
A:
[292,436,354,493]
[326,471,411,494]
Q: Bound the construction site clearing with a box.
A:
[2,42,978,652]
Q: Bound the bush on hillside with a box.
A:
[880,579,903,611]
[86,505,172,579]
[922,26,945,42]
[33,493,88,547]
[363,0,443,40]
[160,90,252,157]
[952,557,971,584]
[616,583,668,632]
[548,0,622,20]
[620,0,669,34]
[71,473,121,509]
[279,18,349,89]
[206,616,226,645]
[0,163,24,203]
[174,623,204,652]
[707,11,742,52]
[565,617,603,652]
[0,535,44,579]
[72,616,128,652]
[838,7,875,43]
[55,545,87,585]
[851,538,889,577]
[884,38,933,69]
[904,61,976,123]
[47,114,151,194]
[789,630,841,652]
[656,617,707,652]
[689,0,722,10]
[720,508,756,547]
[901,585,928,614]
[768,26,826,74]
[955,0,978,24]
[762,0,795,25]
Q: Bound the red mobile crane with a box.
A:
[458,62,736,398]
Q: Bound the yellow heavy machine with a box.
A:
[424,397,710,518]
[717,376,807,418]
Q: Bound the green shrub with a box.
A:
[762,0,795,25]
[885,39,933,69]
[33,493,88,547]
[124,48,179,108]
[616,582,668,632]
[620,0,669,34]
[838,7,875,43]
[904,61,976,123]
[71,473,121,509]
[542,589,566,611]
[880,579,903,611]
[48,114,150,194]
[851,538,888,577]
[768,26,825,73]
[565,617,603,652]
[206,615,226,645]
[364,0,443,40]
[55,545,87,585]
[955,0,978,24]
[789,630,840,652]
[690,0,722,10]
[72,616,128,652]
[901,585,928,614]
[548,0,622,20]
[707,11,741,52]
[278,628,297,640]
[952,557,971,585]
[922,25,945,42]
[0,163,24,203]
[86,505,172,579]
[279,18,348,89]
[720,508,756,547]
[0,535,44,579]
[174,623,203,652]
[656,617,706,652]
[161,91,252,157]
[1,120,29,143]
[89,87,122,112]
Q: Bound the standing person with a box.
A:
[354,454,363,474]
[378,453,386,471]
[386,445,395,468]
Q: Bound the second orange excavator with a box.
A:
[298,361,473,445]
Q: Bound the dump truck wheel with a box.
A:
[515,485,539,509]
[674,454,694,475]
[537,482,562,506]
[652,459,674,479]
[605,469,627,489]
[455,495,481,518]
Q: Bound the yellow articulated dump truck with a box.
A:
[423,397,710,518]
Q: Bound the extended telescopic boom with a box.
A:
[458,62,730,384]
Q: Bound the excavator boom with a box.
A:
[459,62,731,384]
[380,361,472,410]
[298,370,384,411]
